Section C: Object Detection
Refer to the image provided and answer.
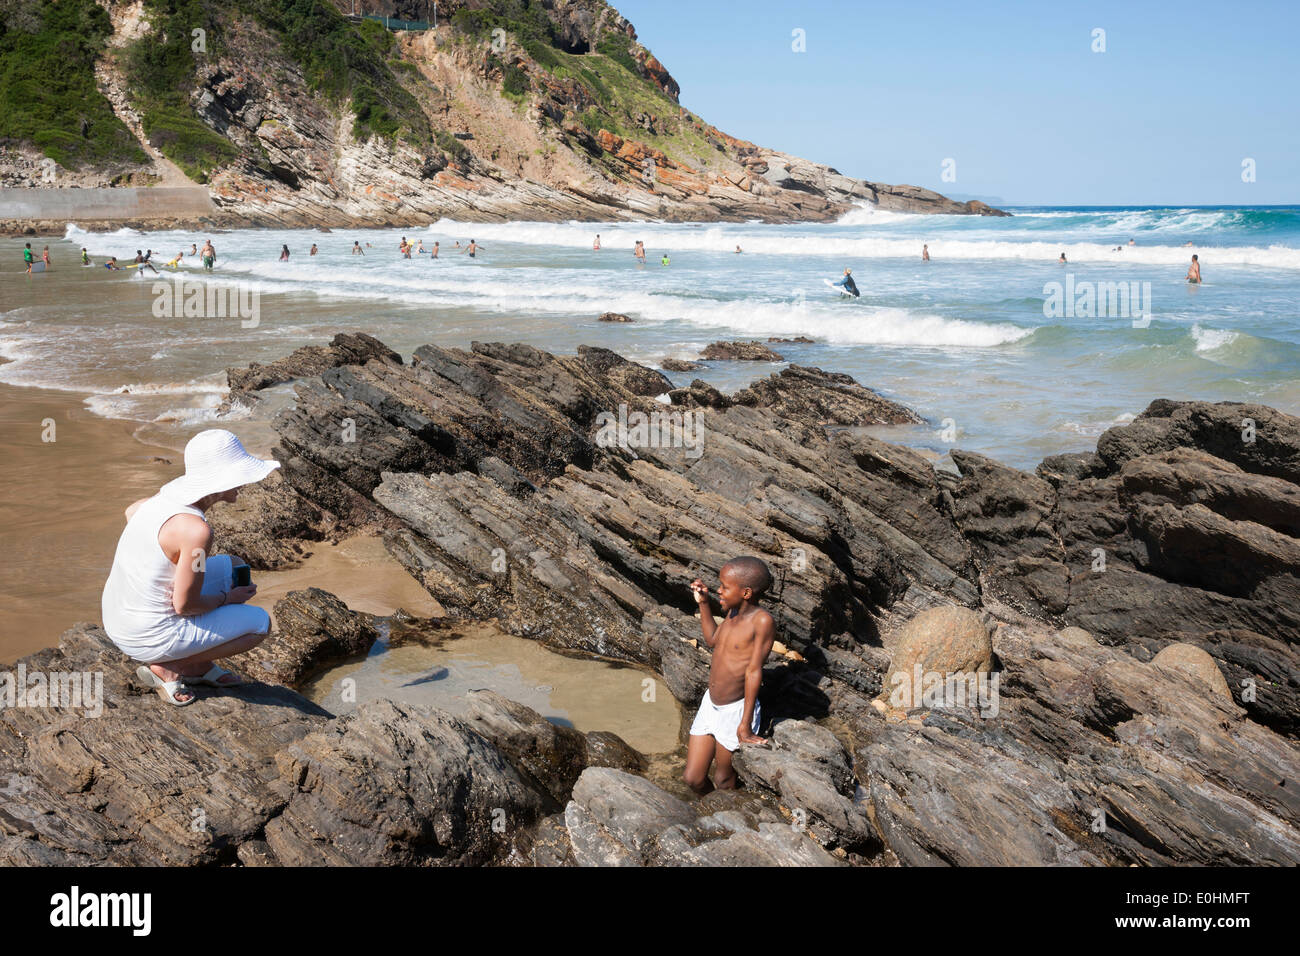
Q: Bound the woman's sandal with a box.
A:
[186,665,247,688]
[135,665,196,706]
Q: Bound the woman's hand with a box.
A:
[224,584,257,605]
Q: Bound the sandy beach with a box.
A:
[0,382,180,662]
[0,381,438,663]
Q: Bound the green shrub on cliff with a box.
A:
[595,33,639,75]
[242,0,430,145]
[0,0,145,170]
[122,0,239,183]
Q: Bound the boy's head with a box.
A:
[717,556,773,610]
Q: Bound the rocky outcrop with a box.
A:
[949,399,1300,737]
[559,767,844,866]
[7,338,1297,867]
[700,340,785,362]
[225,332,402,395]
[660,358,702,372]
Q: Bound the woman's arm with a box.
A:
[160,514,227,616]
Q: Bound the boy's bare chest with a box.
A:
[715,619,755,658]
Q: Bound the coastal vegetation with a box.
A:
[0,0,145,170]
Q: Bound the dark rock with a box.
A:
[463,689,643,806]
[266,699,547,865]
[225,588,382,688]
[733,719,879,852]
[598,312,633,323]
[700,340,784,362]
[225,332,402,394]
[0,625,331,865]
[733,365,924,427]
[661,358,703,372]
[562,767,842,866]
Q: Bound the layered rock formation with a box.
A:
[3,337,1295,866]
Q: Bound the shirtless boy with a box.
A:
[683,557,775,794]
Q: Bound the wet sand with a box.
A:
[0,382,184,662]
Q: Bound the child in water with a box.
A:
[683,557,775,794]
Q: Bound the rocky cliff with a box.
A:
[2,336,1295,866]
[0,0,1007,225]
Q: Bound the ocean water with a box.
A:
[2,204,1298,470]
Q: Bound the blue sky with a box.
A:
[613,0,1299,206]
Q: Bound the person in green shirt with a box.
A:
[661,253,670,266]
[23,242,34,274]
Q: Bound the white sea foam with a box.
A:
[1191,324,1240,352]
[67,219,1300,268]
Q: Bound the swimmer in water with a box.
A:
[922,244,930,262]
[1059,252,1067,264]
[461,239,484,258]
[1186,254,1202,284]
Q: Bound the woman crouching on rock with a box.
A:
[101,429,278,705]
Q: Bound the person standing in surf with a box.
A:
[1187,254,1202,284]
[23,242,33,274]
[593,234,601,250]
[922,244,930,261]
[834,268,860,297]
[134,250,159,274]
[201,240,216,271]
[461,239,484,258]
[279,245,290,262]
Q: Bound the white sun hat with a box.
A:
[158,429,280,505]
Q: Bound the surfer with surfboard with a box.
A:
[831,268,860,297]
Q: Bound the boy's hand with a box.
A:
[690,579,710,604]
[736,725,766,746]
